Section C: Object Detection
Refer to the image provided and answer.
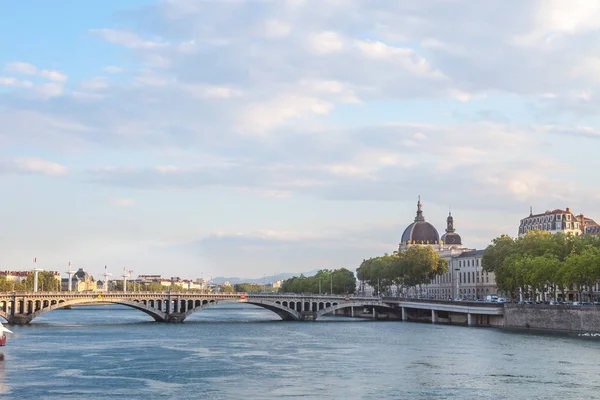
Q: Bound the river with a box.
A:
[0,303,599,399]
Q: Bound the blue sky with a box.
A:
[2,0,600,281]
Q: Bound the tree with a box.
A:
[482,235,515,273]
[280,268,356,295]
[357,246,447,296]
[17,272,61,292]
[220,285,234,293]
[566,247,600,301]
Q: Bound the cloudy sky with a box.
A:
[2,0,600,280]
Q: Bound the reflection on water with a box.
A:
[1,304,600,399]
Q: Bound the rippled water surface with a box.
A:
[1,304,600,399]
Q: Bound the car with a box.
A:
[497,297,507,303]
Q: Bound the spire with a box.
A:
[414,195,425,222]
[446,210,455,233]
[529,206,533,216]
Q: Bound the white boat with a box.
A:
[0,323,12,346]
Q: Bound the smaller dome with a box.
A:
[441,232,462,245]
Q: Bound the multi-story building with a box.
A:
[397,198,497,300]
[518,207,584,236]
[61,268,95,292]
[518,207,599,237]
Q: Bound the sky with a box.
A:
[2,0,600,281]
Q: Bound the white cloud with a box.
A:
[5,62,67,82]
[38,69,68,83]
[5,62,37,75]
[309,31,344,54]
[0,77,33,88]
[236,95,334,133]
[263,19,292,38]
[104,66,123,74]
[36,82,65,98]
[0,157,68,176]
[80,77,109,91]
[110,198,136,207]
[184,85,243,99]
[90,29,169,49]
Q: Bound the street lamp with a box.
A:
[32,268,44,293]
[103,266,112,293]
[454,268,461,300]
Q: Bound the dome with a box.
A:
[441,232,462,245]
[402,222,440,244]
[400,197,440,244]
[441,211,462,245]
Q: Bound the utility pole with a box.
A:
[103,266,112,293]
[330,272,333,295]
[66,262,76,292]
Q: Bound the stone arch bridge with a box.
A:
[0,292,386,325]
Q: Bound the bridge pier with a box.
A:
[401,307,407,321]
[467,313,474,327]
[8,314,33,325]
[431,310,438,324]
[164,312,186,323]
[300,312,317,321]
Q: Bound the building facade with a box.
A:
[61,268,96,292]
[518,207,599,237]
[398,198,497,300]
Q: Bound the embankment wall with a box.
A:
[503,304,600,332]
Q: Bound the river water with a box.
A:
[1,303,599,399]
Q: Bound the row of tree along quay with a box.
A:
[279,269,357,295]
[356,246,448,297]
[482,230,600,302]
[0,272,62,292]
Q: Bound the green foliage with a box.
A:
[0,276,13,292]
[279,268,356,294]
[14,272,62,292]
[482,230,600,300]
[233,283,274,293]
[220,285,234,293]
[356,247,447,296]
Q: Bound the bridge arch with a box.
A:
[182,299,302,321]
[16,298,169,324]
[316,302,398,320]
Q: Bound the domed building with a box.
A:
[394,197,497,301]
[398,197,462,253]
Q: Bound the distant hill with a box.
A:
[212,269,320,284]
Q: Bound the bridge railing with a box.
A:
[382,297,504,308]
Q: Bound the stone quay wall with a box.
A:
[503,304,600,333]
